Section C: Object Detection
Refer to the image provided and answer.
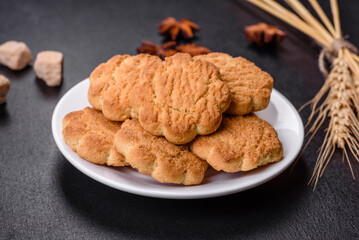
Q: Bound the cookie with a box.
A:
[114,119,208,185]
[194,53,273,115]
[88,54,159,121]
[89,53,231,144]
[62,107,127,166]
[190,114,283,172]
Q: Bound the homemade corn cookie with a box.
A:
[62,107,127,167]
[114,119,208,185]
[89,53,231,144]
[190,114,283,172]
[194,52,273,115]
[88,54,159,120]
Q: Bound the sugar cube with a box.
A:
[34,51,63,87]
[0,75,10,104]
[0,41,33,70]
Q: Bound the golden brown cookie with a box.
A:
[114,119,208,185]
[62,107,127,166]
[190,114,283,172]
[88,53,231,144]
[194,53,273,115]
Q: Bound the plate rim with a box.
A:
[52,79,304,199]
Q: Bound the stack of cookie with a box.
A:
[62,52,283,185]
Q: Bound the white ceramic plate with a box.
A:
[52,78,304,199]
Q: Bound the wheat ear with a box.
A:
[308,55,359,187]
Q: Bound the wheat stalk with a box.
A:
[247,0,359,187]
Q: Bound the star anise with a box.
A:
[136,40,178,60]
[176,43,211,56]
[157,17,200,40]
[244,22,286,46]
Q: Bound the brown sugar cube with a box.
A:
[34,51,63,86]
[0,75,10,104]
[0,41,33,70]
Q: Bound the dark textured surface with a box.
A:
[1,0,359,239]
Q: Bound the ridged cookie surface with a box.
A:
[190,114,283,172]
[88,53,231,144]
[114,119,208,185]
[194,53,273,115]
[62,107,127,166]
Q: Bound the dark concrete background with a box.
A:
[0,0,358,239]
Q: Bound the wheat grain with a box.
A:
[354,75,359,97]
